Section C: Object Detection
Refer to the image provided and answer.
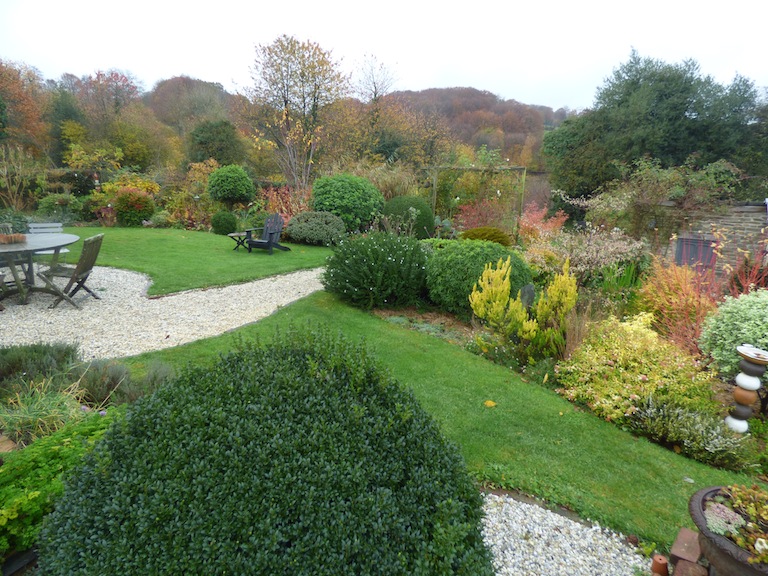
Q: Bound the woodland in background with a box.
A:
[1,42,766,230]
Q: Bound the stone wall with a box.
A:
[668,203,768,273]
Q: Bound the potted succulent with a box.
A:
[689,484,768,576]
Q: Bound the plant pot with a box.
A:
[689,486,768,576]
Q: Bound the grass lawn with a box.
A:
[53,227,761,551]
[61,226,332,295]
[120,291,757,550]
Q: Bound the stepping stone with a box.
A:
[671,527,702,565]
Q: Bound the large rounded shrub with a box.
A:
[113,187,155,227]
[382,195,435,239]
[323,231,428,309]
[284,210,345,245]
[311,173,384,232]
[699,288,768,378]
[206,164,255,209]
[425,239,531,316]
[37,327,493,575]
[210,210,237,235]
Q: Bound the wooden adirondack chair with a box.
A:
[36,233,104,309]
[245,214,291,255]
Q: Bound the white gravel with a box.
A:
[0,266,324,359]
[0,265,648,575]
[482,493,646,576]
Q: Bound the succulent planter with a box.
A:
[689,486,768,576]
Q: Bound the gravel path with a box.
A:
[1,266,324,360]
[0,265,647,575]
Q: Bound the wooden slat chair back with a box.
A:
[36,234,104,309]
[245,213,291,255]
[27,222,70,259]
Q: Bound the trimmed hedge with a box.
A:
[311,173,384,232]
[322,231,428,310]
[425,239,532,316]
[382,195,435,239]
[284,210,345,246]
[38,327,493,575]
[210,211,237,235]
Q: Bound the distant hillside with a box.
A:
[388,87,570,165]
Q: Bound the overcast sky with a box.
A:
[1,0,765,111]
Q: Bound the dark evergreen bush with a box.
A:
[284,210,345,245]
[37,327,493,576]
[210,210,237,235]
[382,195,435,239]
[459,226,512,247]
[426,239,531,316]
[322,231,428,309]
[114,188,156,227]
[311,173,384,232]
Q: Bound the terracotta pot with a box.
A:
[689,486,768,576]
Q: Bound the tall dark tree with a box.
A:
[187,119,246,166]
[45,88,85,166]
[543,50,760,197]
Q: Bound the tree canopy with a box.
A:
[543,50,761,198]
[249,35,349,189]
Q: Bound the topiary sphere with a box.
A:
[37,327,493,576]
[210,210,238,235]
[382,195,435,239]
[284,210,345,245]
[311,173,384,232]
[426,239,532,317]
[206,165,255,208]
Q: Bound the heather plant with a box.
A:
[284,210,345,245]
[311,173,385,232]
[699,289,768,378]
[627,396,753,470]
[426,239,530,317]
[557,313,719,425]
[322,231,427,309]
[470,259,577,364]
[37,327,493,575]
[638,257,720,356]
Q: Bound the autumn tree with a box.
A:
[146,76,230,136]
[0,60,49,155]
[249,35,349,189]
[75,69,142,140]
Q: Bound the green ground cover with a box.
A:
[61,227,332,295]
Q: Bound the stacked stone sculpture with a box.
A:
[724,345,768,433]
